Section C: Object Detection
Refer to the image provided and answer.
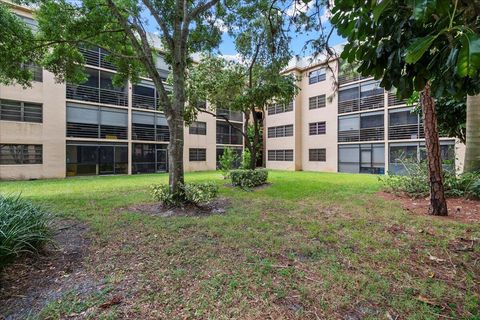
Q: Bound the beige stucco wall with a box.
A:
[0,70,66,180]
[300,63,338,173]
[183,111,218,172]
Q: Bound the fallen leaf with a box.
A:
[99,295,122,309]
[428,255,445,263]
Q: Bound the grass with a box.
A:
[1,170,479,319]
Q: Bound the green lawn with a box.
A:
[1,171,479,319]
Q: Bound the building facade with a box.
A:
[265,56,466,174]
[0,5,243,180]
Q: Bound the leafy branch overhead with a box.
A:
[332,0,480,99]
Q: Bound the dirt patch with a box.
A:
[0,219,96,319]
[123,198,231,217]
[379,191,480,222]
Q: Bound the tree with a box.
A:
[3,0,235,204]
[435,96,467,144]
[218,147,237,178]
[187,55,297,170]
[330,0,480,215]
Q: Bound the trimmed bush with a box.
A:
[0,194,53,269]
[230,169,268,189]
[151,182,219,207]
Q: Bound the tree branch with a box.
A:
[141,0,174,49]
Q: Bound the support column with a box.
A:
[127,80,133,175]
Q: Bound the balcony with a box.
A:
[338,94,384,114]
[66,123,127,140]
[388,92,407,107]
[338,73,369,86]
[338,127,384,142]
[217,109,243,122]
[132,93,157,110]
[389,123,425,140]
[216,133,243,145]
[131,124,170,142]
[79,47,116,70]
[66,84,128,107]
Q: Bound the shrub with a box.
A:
[151,182,219,207]
[380,161,480,198]
[219,147,237,178]
[0,194,53,269]
[230,169,268,189]
[468,178,480,199]
[240,150,251,169]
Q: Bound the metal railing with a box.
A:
[338,127,384,142]
[388,92,407,107]
[132,94,157,110]
[338,73,369,86]
[66,84,128,107]
[216,133,243,145]
[338,94,384,114]
[388,124,423,140]
[67,122,127,140]
[79,47,116,70]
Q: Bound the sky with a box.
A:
[217,26,345,57]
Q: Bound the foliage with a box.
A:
[435,96,467,144]
[240,149,251,170]
[331,0,480,100]
[0,3,41,87]
[381,162,480,199]
[230,169,268,189]
[151,182,218,207]
[469,179,480,199]
[219,147,238,178]
[0,194,53,269]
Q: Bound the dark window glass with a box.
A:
[309,122,326,135]
[189,121,207,135]
[309,94,326,109]
[0,99,42,123]
[189,148,206,161]
[0,144,42,165]
[309,68,326,84]
[267,149,294,161]
[309,149,326,161]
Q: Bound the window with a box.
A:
[0,99,42,123]
[338,111,384,142]
[309,122,326,135]
[132,81,157,110]
[189,148,206,161]
[308,68,326,84]
[189,121,207,135]
[267,101,294,115]
[389,141,455,175]
[131,111,169,142]
[216,121,242,144]
[23,63,42,82]
[66,143,128,176]
[267,124,293,138]
[267,149,294,161]
[66,103,128,139]
[338,143,385,174]
[309,149,326,162]
[0,144,42,165]
[217,108,243,122]
[338,80,384,113]
[131,143,168,174]
[15,14,38,31]
[309,94,326,109]
[66,67,127,106]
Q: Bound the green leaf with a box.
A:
[372,0,391,23]
[408,0,437,21]
[456,32,480,78]
[405,35,438,64]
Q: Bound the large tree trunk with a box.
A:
[166,60,186,199]
[421,83,448,216]
[464,94,480,172]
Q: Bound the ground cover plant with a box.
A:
[0,171,479,319]
[0,194,52,269]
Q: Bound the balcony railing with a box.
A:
[217,109,243,122]
[216,133,243,145]
[338,94,384,114]
[66,84,128,107]
[132,93,157,110]
[338,73,370,86]
[79,47,116,70]
[338,127,384,142]
[388,124,424,140]
[388,92,407,107]
[132,124,170,142]
[67,122,127,140]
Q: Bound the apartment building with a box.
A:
[265,55,466,174]
[0,4,243,180]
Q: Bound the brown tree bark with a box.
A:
[420,83,448,216]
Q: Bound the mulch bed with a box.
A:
[0,219,97,319]
[379,191,480,222]
[122,198,231,217]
